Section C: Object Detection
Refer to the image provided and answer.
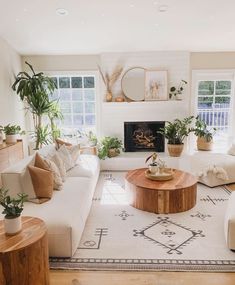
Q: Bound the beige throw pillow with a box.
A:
[66,144,80,164]
[28,166,53,203]
[50,153,67,182]
[55,138,72,149]
[44,158,63,190]
[57,144,75,171]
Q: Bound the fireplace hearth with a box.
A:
[124,121,165,152]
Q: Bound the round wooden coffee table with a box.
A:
[0,216,49,285]
[125,168,197,214]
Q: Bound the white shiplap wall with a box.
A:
[99,51,191,138]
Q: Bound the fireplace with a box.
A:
[124,121,165,152]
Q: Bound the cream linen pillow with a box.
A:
[50,153,67,181]
[57,144,75,171]
[44,158,63,190]
[66,144,80,164]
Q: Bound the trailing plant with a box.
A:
[158,116,194,145]
[0,188,28,218]
[0,124,25,135]
[98,136,122,160]
[193,116,216,142]
[12,61,56,149]
[169,80,187,99]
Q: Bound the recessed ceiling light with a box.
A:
[130,4,135,8]
[56,8,69,16]
[158,5,168,12]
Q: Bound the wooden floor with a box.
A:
[50,270,235,285]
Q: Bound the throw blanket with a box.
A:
[197,165,229,181]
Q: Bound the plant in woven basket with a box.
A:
[98,136,122,160]
[193,115,216,142]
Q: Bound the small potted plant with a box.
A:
[0,124,25,144]
[145,153,158,174]
[87,131,98,147]
[98,136,122,160]
[193,116,216,151]
[0,188,28,235]
[169,80,187,100]
[158,116,194,157]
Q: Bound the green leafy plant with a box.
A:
[34,125,52,147]
[169,80,187,99]
[158,116,194,145]
[98,136,122,160]
[0,124,25,135]
[12,62,56,149]
[0,188,28,218]
[145,152,158,166]
[87,131,98,146]
[48,101,64,141]
[193,116,216,142]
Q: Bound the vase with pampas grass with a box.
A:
[98,65,123,102]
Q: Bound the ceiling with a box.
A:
[0,0,235,55]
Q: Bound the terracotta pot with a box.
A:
[106,91,113,102]
[167,144,184,157]
[108,148,120,158]
[5,134,18,144]
[197,137,213,151]
[4,216,22,235]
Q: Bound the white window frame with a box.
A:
[45,70,101,136]
[191,70,235,150]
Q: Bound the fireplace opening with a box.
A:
[124,121,165,152]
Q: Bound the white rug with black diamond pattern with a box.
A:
[50,171,235,272]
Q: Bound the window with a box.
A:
[193,71,234,150]
[51,75,96,135]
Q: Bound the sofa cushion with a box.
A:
[67,154,100,178]
[57,145,75,171]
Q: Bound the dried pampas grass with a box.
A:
[98,65,123,92]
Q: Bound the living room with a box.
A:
[1,1,235,284]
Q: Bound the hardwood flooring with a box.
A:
[50,270,235,285]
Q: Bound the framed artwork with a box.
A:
[145,70,168,101]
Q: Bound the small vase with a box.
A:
[149,164,158,175]
[4,216,22,235]
[106,91,113,102]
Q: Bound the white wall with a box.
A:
[0,37,24,128]
[100,51,190,138]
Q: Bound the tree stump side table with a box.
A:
[0,216,50,285]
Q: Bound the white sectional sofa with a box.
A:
[0,145,100,257]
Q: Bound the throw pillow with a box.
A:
[44,158,63,190]
[20,156,36,199]
[57,144,75,171]
[66,144,80,164]
[50,153,67,182]
[228,144,235,156]
[55,138,72,149]
[28,166,53,203]
[35,152,48,169]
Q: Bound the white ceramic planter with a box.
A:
[4,216,22,235]
[5,134,18,144]
[149,165,158,175]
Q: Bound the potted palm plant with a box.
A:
[0,124,25,144]
[0,188,28,235]
[12,62,56,149]
[98,137,122,160]
[158,116,194,157]
[193,116,216,151]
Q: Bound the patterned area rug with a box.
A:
[50,171,235,272]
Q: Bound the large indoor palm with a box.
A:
[12,62,56,149]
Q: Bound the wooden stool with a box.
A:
[0,216,50,285]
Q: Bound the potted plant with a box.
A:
[12,62,56,149]
[0,188,28,235]
[193,116,216,151]
[145,153,159,174]
[98,136,122,160]
[169,80,187,100]
[158,116,194,157]
[0,124,25,144]
[87,131,98,147]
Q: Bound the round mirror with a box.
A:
[121,67,146,101]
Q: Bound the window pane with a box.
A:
[73,115,83,125]
[85,102,95,113]
[215,81,231,95]
[73,102,83,113]
[51,77,58,88]
[60,102,71,113]
[84,77,95,88]
[72,89,83,101]
[84,89,95,101]
[198,81,214,95]
[63,115,72,126]
[85,115,95,125]
[198,96,213,108]
[59,77,70,88]
[59,89,71,101]
[215,97,231,105]
[71,77,82,88]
